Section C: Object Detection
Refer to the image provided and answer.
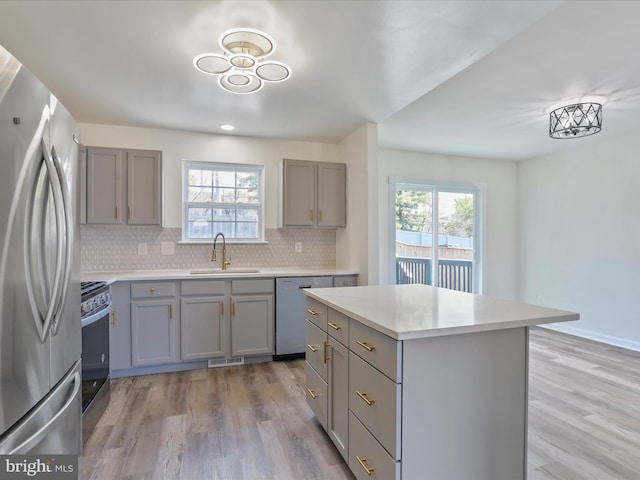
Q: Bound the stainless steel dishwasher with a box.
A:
[275,276,333,358]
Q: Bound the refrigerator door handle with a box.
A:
[24,138,66,342]
[0,364,80,454]
[50,145,73,336]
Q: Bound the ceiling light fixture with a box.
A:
[219,124,235,131]
[549,102,602,139]
[194,28,291,95]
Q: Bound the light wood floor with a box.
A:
[82,328,640,479]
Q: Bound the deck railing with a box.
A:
[396,257,473,293]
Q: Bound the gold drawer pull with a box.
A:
[149,287,156,293]
[356,391,375,406]
[169,304,173,319]
[307,388,319,399]
[323,341,329,364]
[306,309,318,316]
[328,322,341,331]
[356,456,374,476]
[357,340,375,352]
[110,311,116,327]
[307,344,318,353]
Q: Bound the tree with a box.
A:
[442,195,473,237]
[395,190,431,232]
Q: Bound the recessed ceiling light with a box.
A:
[220,124,236,131]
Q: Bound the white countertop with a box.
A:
[81,267,358,284]
[304,284,579,340]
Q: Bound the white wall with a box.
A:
[378,148,518,299]
[336,123,378,285]
[518,132,640,351]
[79,123,339,228]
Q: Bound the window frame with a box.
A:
[182,160,265,243]
[389,177,484,294]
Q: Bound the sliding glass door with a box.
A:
[392,181,481,293]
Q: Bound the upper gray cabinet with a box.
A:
[85,147,162,225]
[281,159,346,227]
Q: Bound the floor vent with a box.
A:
[208,357,245,368]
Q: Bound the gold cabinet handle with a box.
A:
[110,311,116,327]
[150,287,155,293]
[307,388,319,399]
[232,302,236,316]
[319,210,323,222]
[220,302,224,316]
[323,341,329,364]
[356,456,374,476]
[307,344,318,353]
[128,205,132,220]
[328,322,341,331]
[115,205,119,220]
[169,304,173,319]
[356,391,375,406]
[357,340,375,352]
[306,309,318,316]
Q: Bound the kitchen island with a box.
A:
[303,284,579,480]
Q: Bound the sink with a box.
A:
[189,268,260,275]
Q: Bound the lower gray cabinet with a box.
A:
[180,279,227,360]
[181,296,226,360]
[230,279,274,357]
[327,336,349,460]
[131,298,178,366]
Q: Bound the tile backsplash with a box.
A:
[80,227,336,272]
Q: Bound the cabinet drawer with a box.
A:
[350,319,402,382]
[305,361,327,431]
[305,320,327,381]
[181,280,226,296]
[131,282,175,298]
[349,352,401,460]
[305,297,328,330]
[327,308,349,346]
[349,411,400,480]
[333,275,357,287]
[232,278,274,294]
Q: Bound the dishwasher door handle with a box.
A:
[298,285,312,289]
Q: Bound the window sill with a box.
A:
[178,239,269,245]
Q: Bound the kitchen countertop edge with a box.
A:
[82,267,359,284]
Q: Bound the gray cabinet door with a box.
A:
[86,147,122,224]
[317,162,346,227]
[327,336,349,461]
[131,298,178,366]
[231,294,274,356]
[110,282,132,371]
[127,150,162,225]
[181,296,226,360]
[282,159,315,226]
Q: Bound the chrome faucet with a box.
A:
[211,232,231,270]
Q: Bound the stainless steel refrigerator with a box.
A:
[0,44,81,455]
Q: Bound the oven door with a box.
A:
[81,305,110,412]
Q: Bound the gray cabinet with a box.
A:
[180,280,227,361]
[327,323,349,461]
[305,299,350,461]
[333,275,358,287]
[281,159,346,227]
[86,147,162,225]
[130,282,178,367]
[231,279,274,357]
[110,281,132,371]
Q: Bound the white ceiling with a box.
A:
[1,0,638,161]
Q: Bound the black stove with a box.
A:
[80,280,111,444]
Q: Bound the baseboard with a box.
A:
[540,323,640,353]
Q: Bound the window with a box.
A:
[183,161,264,242]
[390,179,482,293]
